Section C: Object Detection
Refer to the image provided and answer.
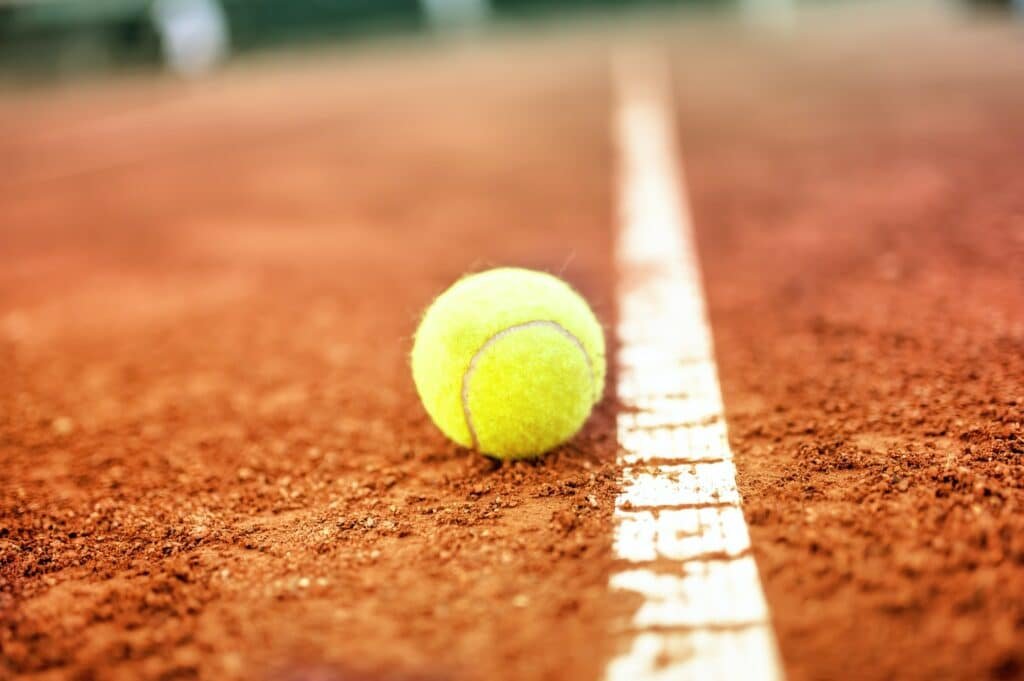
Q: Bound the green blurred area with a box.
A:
[3,0,1016,81]
[0,0,726,81]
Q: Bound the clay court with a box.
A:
[2,3,1023,680]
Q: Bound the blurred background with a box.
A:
[0,0,1018,83]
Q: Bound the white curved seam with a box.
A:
[460,320,595,451]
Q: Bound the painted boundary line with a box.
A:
[605,50,784,681]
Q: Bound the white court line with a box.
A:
[605,51,785,681]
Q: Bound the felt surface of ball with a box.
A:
[412,268,606,460]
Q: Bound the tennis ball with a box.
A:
[412,268,606,460]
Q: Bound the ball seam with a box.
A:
[460,319,596,452]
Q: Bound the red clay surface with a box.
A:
[1,40,632,681]
[2,7,1023,681]
[673,12,1024,681]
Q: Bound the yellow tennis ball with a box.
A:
[412,268,606,460]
